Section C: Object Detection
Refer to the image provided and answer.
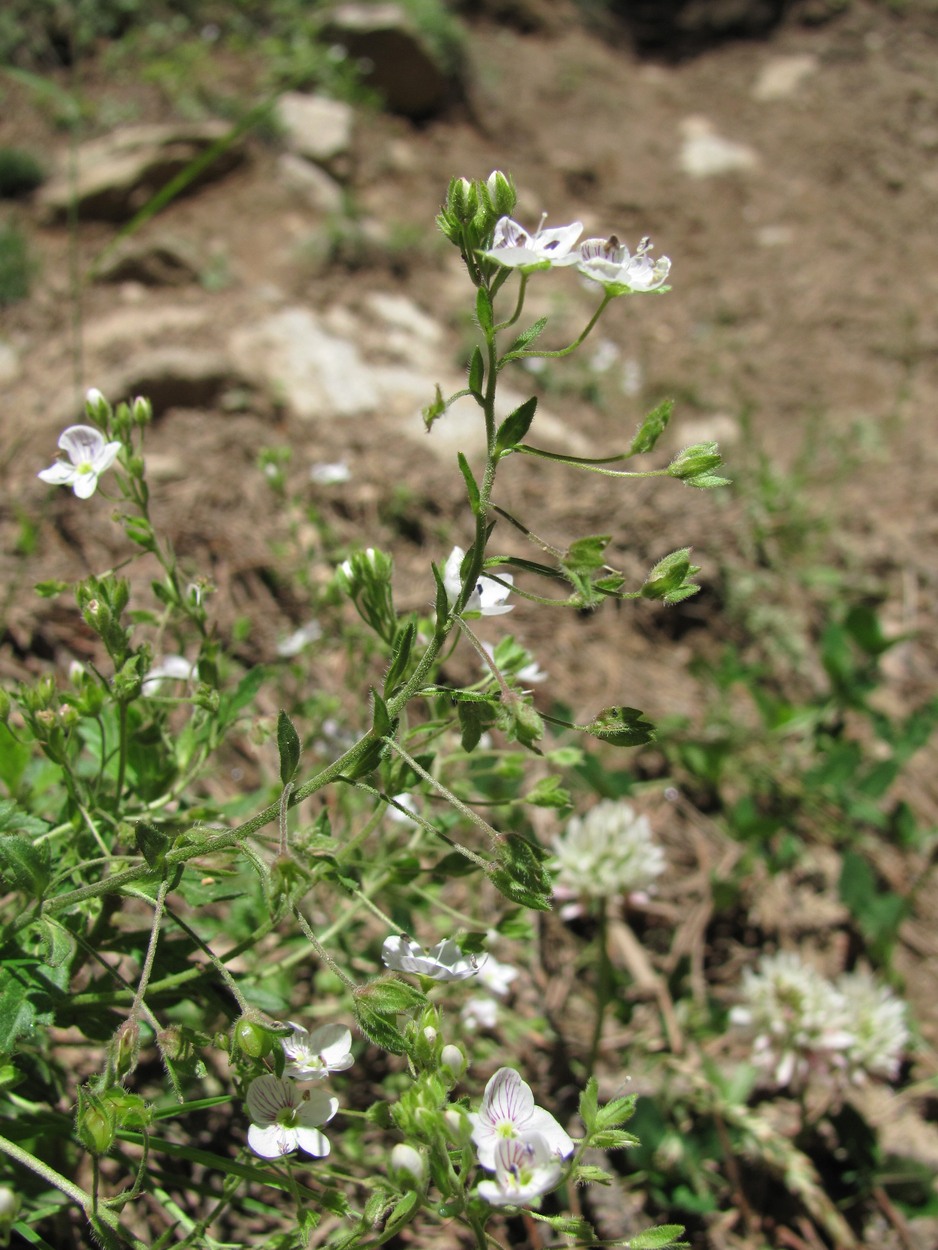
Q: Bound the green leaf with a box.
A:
[494,396,538,455]
[572,1163,615,1185]
[457,452,481,514]
[134,822,171,870]
[563,534,610,575]
[358,978,426,1014]
[506,315,548,357]
[422,383,447,432]
[276,710,301,785]
[458,699,495,753]
[384,621,416,696]
[524,775,571,808]
[595,1092,638,1129]
[29,918,76,970]
[489,835,552,910]
[476,286,494,334]
[626,1225,687,1249]
[0,835,51,898]
[579,1076,599,1132]
[630,399,673,454]
[431,561,450,632]
[218,665,268,726]
[583,706,656,747]
[371,691,394,740]
[468,345,484,399]
[354,1002,410,1055]
[641,548,702,604]
[34,579,69,598]
[0,799,47,838]
[589,1127,640,1150]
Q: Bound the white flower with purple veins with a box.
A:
[477,1133,564,1208]
[245,1074,338,1159]
[282,1022,354,1081]
[576,235,671,294]
[470,1067,575,1170]
[382,935,483,982]
[482,214,583,271]
[444,547,514,616]
[38,425,122,499]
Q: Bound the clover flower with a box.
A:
[575,235,671,294]
[481,214,583,271]
[729,952,855,1090]
[282,1022,354,1081]
[470,1067,574,1170]
[245,1074,338,1159]
[38,424,122,499]
[552,800,665,900]
[382,935,483,982]
[477,1132,564,1208]
[444,546,513,616]
[837,969,908,1082]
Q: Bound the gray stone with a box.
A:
[93,234,203,286]
[275,94,355,172]
[38,122,246,223]
[0,341,19,383]
[679,116,758,178]
[277,153,346,214]
[752,54,818,102]
[323,3,461,119]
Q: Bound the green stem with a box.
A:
[499,293,611,366]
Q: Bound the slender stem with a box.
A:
[129,876,170,1022]
[500,293,611,365]
[381,738,498,855]
[291,906,358,990]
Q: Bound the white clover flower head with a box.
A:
[836,969,908,1082]
[443,546,514,616]
[553,800,665,899]
[730,951,855,1090]
[282,1022,353,1080]
[470,1067,575,1170]
[276,619,322,658]
[382,934,483,982]
[477,1132,564,1207]
[38,425,122,499]
[482,214,583,271]
[245,1074,338,1159]
[576,235,671,293]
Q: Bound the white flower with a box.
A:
[477,1133,564,1207]
[553,800,665,899]
[482,214,583,271]
[245,1074,338,1159]
[476,954,518,999]
[837,970,908,1082]
[576,235,671,293]
[276,620,322,658]
[382,935,483,982]
[730,952,855,1090]
[38,424,122,499]
[310,461,351,485]
[282,1022,354,1080]
[142,655,197,691]
[443,546,514,616]
[470,1067,574,1170]
[462,996,500,1032]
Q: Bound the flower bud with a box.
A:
[110,1019,141,1079]
[233,1017,275,1060]
[76,1087,116,1156]
[85,388,110,421]
[485,170,516,218]
[440,1044,466,1080]
[0,1184,21,1241]
[131,395,153,426]
[443,1106,473,1144]
[389,1143,426,1190]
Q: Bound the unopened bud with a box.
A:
[76,1088,116,1156]
[440,1044,465,1079]
[111,1019,141,1079]
[131,395,153,425]
[233,1017,275,1060]
[485,170,516,217]
[444,1106,473,1144]
[389,1143,426,1189]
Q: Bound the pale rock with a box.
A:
[83,304,210,354]
[0,341,19,383]
[752,54,818,102]
[38,121,246,222]
[277,153,345,214]
[274,93,355,171]
[679,116,758,178]
[94,234,202,286]
[113,348,252,415]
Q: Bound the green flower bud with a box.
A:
[131,395,153,426]
[76,1087,116,1156]
[444,1106,473,1144]
[440,1044,466,1080]
[484,169,516,218]
[233,1017,275,1060]
[0,1184,21,1243]
[84,388,111,423]
[666,441,724,481]
[110,1019,141,1079]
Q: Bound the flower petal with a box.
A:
[248,1122,295,1159]
[58,424,105,465]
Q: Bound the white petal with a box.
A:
[37,463,78,486]
[296,1089,339,1128]
[72,472,100,499]
[58,424,105,464]
[295,1126,331,1157]
[248,1122,294,1158]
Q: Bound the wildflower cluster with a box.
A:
[471,1067,574,1206]
[553,799,666,901]
[244,1023,353,1159]
[730,951,908,1090]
